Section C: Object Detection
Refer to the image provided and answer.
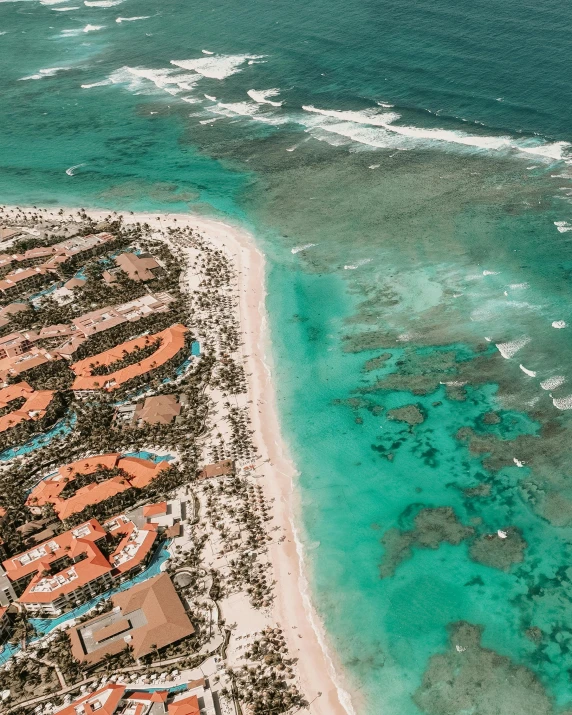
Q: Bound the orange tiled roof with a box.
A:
[168,695,200,715]
[26,453,169,519]
[3,514,157,605]
[51,684,126,715]
[142,501,167,517]
[70,572,194,663]
[0,233,115,293]
[72,307,127,337]
[71,324,188,392]
[0,347,59,382]
[2,518,106,583]
[0,265,57,293]
[115,252,160,282]
[0,382,55,433]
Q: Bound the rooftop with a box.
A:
[69,572,194,663]
[71,324,188,392]
[27,453,170,520]
[3,514,157,605]
[115,252,160,282]
[135,394,181,425]
[0,381,55,433]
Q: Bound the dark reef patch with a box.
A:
[414,622,567,715]
[380,506,474,578]
[469,527,527,571]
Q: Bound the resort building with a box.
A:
[1,514,158,615]
[198,460,235,480]
[54,684,201,715]
[0,302,30,329]
[0,293,175,363]
[69,293,174,339]
[0,332,34,360]
[0,233,115,295]
[115,252,161,282]
[0,347,58,383]
[26,453,170,520]
[0,265,57,295]
[0,382,55,433]
[68,572,194,664]
[72,307,128,337]
[71,323,188,395]
[134,394,182,425]
[0,227,21,242]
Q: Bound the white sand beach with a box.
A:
[0,205,354,715]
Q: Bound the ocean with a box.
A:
[2,0,572,712]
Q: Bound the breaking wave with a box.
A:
[19,67,68,80]
[247,88,283,107]
[553,395,572,410]
[116,16,150,22]
[540,376,565,390]
[84,0,122,5]
[292,243,317,254]
[170,54,263,80]
[299,105,572,163]
[495,337,530,359]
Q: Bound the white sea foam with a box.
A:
[519,364,536,377]
[19,67,67,80]
[291,243,316,254]
[508,282,529,290]
[209,101,260,118]
[81,79,111,88]
[40,0,70,5]
[513,458,525,468]
[170,54,263,80]
[61,24,104,36]
[201,49,214,55]
[52,6,79,10]
[369,164,380,169]
[116,15,149,22]
[109,66,200,95]
[204,94,216,101]
[495,337,530,359]
[555,221,572,233]
[482,269,499,276]
[540,376,565,390]
[247,88,282,107]
[299,105,572,162]
[344,258,372,270]
[84,0,122,5]
[65,163,85,176]
[553,395,572,410]
[439,380,467,386]
[552,320,567,329]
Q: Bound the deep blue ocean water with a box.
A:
[2,0,572,712]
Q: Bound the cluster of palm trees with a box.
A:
[201,477,274,609]
[225,628,308,714]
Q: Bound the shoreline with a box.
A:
[0,205,356,715]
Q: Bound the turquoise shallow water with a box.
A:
[2,0,572,712]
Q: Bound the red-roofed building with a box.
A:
[2,513,157,615]
[71,324,188,394]
[54,686,200,715]
[27,454,170,520]
[0,382,55,433]
[142,502,167,518]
